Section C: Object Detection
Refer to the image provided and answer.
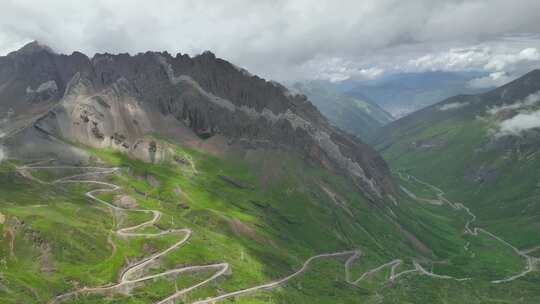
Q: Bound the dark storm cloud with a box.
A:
[1,0,540,81]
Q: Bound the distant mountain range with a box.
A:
[339,71,491,118]
[290,81,393,140]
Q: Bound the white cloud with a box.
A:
[488,91,540,115]
[408,47,492,71]
[1,0,540,82]
[322,66,384,82]
[439,102,469,111]
[301,57,385,82]
[339,42,540,83]
[468,71,512,88]
[408,46,540,73]
[489,91,540,137]
[484,47,540,71]
[358,67,385,79]
[498,110,540,136]
[400,43,540,89]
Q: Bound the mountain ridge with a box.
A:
[373,68,540,251]
[343,71,489,118]
[290,81,393,140]
[374,68,540,145]
[0,41,394,201]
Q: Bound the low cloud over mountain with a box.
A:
[1,0,540,83]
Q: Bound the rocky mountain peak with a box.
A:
[0,43,395,202]
[10,40,56,56]
[198,50,217,60]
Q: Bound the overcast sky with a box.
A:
[1,0,540,86]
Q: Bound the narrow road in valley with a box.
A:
[353,259,401,283]
[396,171,539,284]
[192,250,360,304]
[352,257,471,284]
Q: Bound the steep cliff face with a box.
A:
[0,41,394,200]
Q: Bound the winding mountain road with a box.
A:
[16,161,369,304]
[16,161,537,304]
[17,161,231,304]
[192,250,360,304]
[397,171,539,284]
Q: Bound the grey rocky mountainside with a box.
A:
[0,41,394,200]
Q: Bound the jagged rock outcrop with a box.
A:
[0,41,394,201]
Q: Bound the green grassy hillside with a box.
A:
[369,70,540,302]
[374,70,540,248]
[0,138,421,304]
[2,133,539,303]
